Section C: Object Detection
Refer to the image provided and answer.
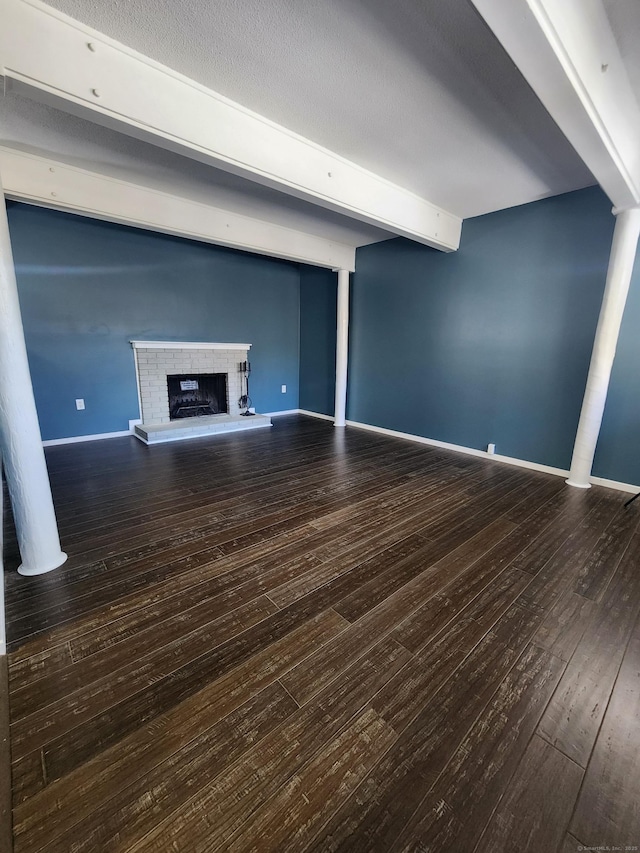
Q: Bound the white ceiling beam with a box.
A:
[0,148,356,271]
[470,0,640,210]
[0,0,462,252]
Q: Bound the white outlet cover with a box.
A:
[281,385,287,393]
[75,398,85,410]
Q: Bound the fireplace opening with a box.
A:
[167,373,228,420]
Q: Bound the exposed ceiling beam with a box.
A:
[470,0,640,210]
[0,0,462,252]
[0,147,356,270]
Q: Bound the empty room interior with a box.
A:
[2,0,640,851]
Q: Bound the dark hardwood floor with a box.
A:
[2,414,640,852]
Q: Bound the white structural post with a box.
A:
[566,206,640,488]
[0,449,5,653]
[334,268,350,427]
[0,177,67,575]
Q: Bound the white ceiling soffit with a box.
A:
[0,93,393,250]
[470,0,640,210]
[0,147,356,270]
[0,0,462,252]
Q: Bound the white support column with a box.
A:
[0,176,67,575]
[334,269,350,428]
[566,206,640,488]
[0,448,5,653]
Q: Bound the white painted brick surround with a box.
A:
[132,343,249,425]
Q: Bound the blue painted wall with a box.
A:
[594,249,640,485]
[7,203,300,440]
[299,265,337,416]
[347,187,615,470]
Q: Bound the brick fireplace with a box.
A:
[131,341,248,424]
[130,341,271,443]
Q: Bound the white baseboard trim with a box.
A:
[297,409,335,422]
[293,414,640,494]
[345,418,572,478]
[43,429,134,447]
[345,419,640,493]
[42,418,143,447]
[488,453,569,479]
[263,409,302,417]
[590,476,640,494]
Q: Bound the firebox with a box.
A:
[167,373,228,420]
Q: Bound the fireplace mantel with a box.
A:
[130,340,251,351]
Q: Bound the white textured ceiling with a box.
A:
[2,0,624,245]
[604,0,640,110]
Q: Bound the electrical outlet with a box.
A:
[75,398,85,411]
[281,384,287,393]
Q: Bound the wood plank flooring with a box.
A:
[3,414,640,852]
